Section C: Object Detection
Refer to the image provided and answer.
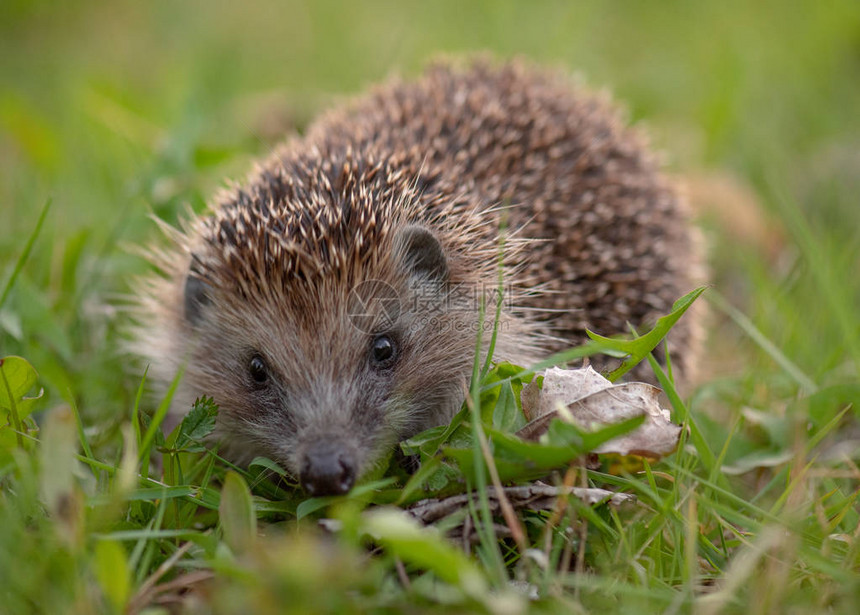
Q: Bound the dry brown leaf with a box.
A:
[519,366,682,458]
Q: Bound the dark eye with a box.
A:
[248,354,268,384]
[370,335,397,368]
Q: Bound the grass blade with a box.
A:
[0,198,51,310]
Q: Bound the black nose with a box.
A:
[300,442,357,496]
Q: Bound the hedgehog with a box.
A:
[131,59,703,496]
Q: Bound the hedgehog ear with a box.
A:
[184,274,212,326]
[395,225,449,283]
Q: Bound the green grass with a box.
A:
[2,0,859,613]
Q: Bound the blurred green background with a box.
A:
[1,2,860,612]
[1,0,859,423]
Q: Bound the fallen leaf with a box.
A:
[519,366,682,458]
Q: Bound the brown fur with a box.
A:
[130,59,704,483]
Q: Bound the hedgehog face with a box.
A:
[176,224,475,495]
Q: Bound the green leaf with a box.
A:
[481,361,532,428]
[400,405,470,460]
[396,457,444,504]
[400,425,447,458]
[586,286,707,381]
[138,411,165,450]
[443,433,576,484]
[360,508,489,598]
[89,486,196,505]
[444,416,645,484]
[295,495,337,520]
[173,396,218,452]
[219,471,256,554]
[248,456,288,477]
[0,355,41,419]
[139,365,184,466]
[295,478,398,520]
[0,429,18,465]
[94,541,131,613]
[491,380,523,432]
[0,355,42,459]
[545,413,646,452]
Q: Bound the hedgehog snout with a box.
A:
[299,439,357,496]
